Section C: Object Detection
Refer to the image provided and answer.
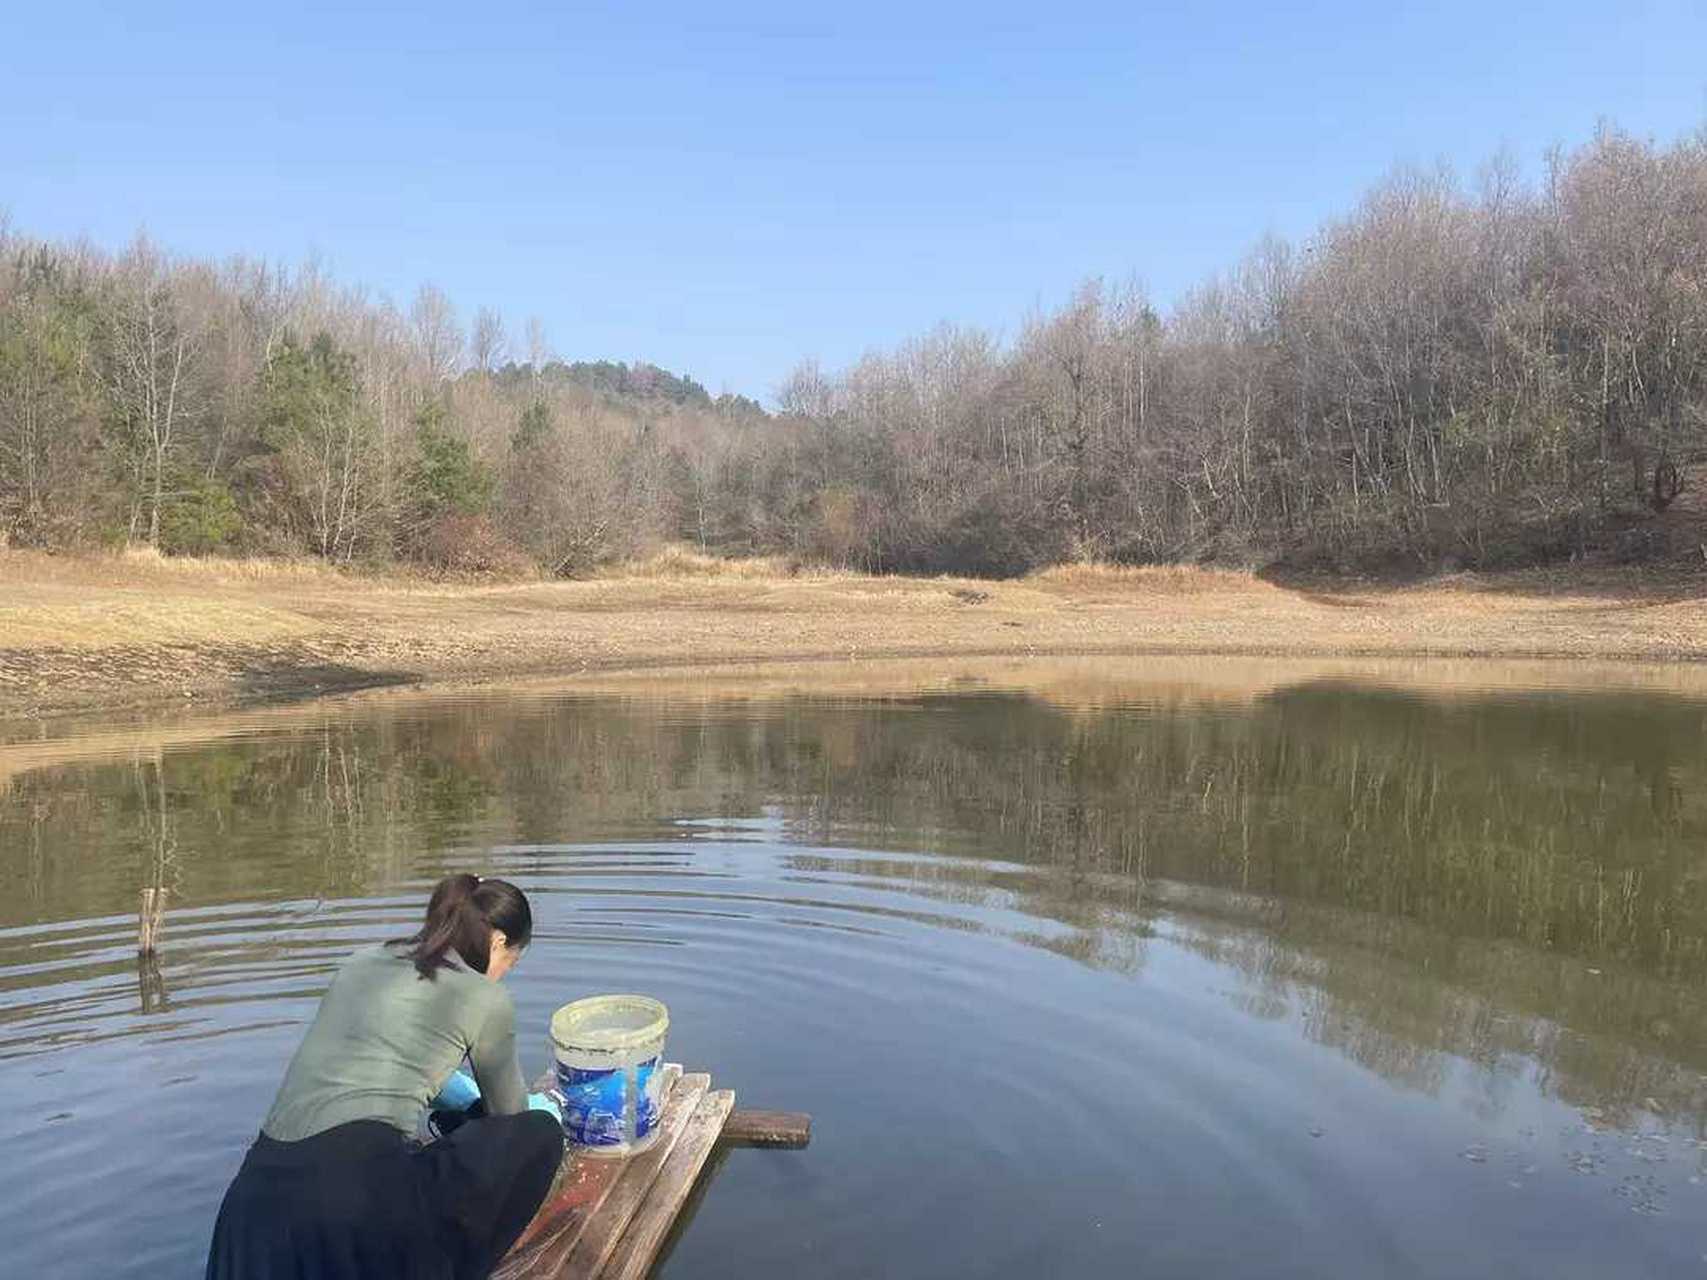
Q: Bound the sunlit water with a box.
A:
[4,661,1707,1277]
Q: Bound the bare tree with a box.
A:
[410,283,462,385]
[101,238,208,546]
[469,305,508,374]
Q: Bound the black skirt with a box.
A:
[205,1110,563,1280]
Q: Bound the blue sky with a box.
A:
[3,2,1704,400]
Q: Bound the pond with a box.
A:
[4,658,1707,1278]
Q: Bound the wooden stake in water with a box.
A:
[722,1110,812,1149]
[137,951,168,1014]
[138,887,167,956]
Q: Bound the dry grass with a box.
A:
[0,598,318,649]
[604,550,1274,601]
[111,546,341,583]
[600,544,839,581]
[1027,562,1271,595]
[1,547,350,589]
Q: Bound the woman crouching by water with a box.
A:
[206,875,563,1279]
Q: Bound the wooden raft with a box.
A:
[494,1066,733,1280]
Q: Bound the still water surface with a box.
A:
[4,660,1707,1277]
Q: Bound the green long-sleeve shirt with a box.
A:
[261,942,528,1141]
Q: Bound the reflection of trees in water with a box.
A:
[785,850,1152,976]
[5,681,1707,1116]
[1172,890,1707,1129]
[132,755,180,914]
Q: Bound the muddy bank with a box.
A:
[3,551,1706,722]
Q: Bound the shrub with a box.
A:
[417,513,535,578]
[159,475,243,556]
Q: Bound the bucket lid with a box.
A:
[550,994,669,1052]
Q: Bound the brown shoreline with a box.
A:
[3,549,1706,724]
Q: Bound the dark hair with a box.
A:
[402,874,533,979]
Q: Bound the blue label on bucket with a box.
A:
[555,1055,661,1146]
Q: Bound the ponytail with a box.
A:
[402,874,533,979]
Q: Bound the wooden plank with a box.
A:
[493,1156,625,1280]
[496,1067,692,1279]
[494,1066,694,1280]
[597,1088,736,1280]
[633,1144,730,1277]
[722,1109,811,1148]
[556,1074,715,1279]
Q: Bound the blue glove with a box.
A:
[431,1069,482,1113]
[432,1068,559,1122]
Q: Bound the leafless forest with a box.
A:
[3,125,1704,578]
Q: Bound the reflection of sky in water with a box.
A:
[3,670,1707,1276]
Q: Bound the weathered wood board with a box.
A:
[722,1108,811,1148]
[584,1089,734,1280]
[497,1066,731,1280]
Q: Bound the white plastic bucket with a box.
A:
[550,994,669,1155]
